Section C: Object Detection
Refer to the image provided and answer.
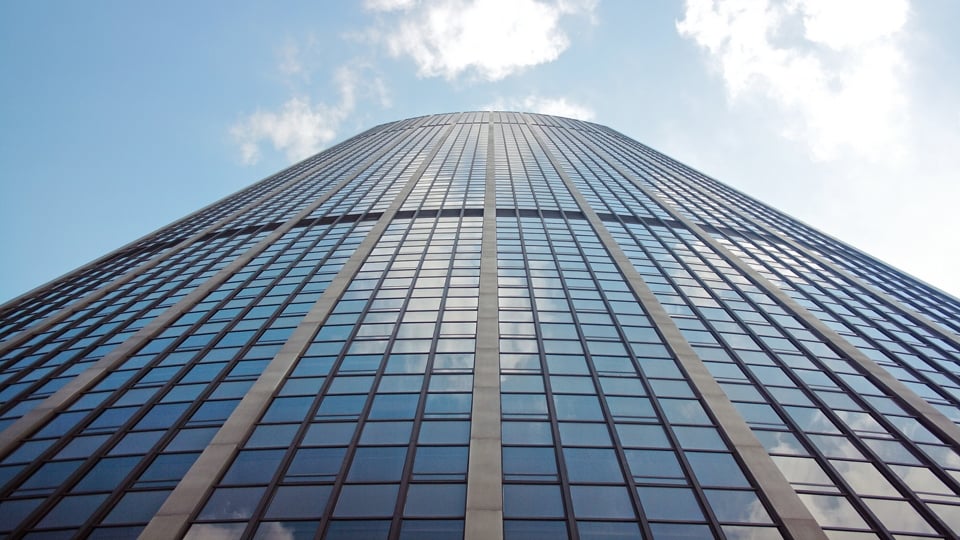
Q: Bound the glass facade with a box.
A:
[0,111,959,539]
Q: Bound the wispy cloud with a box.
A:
[231,66,388,165]
[677,0,910,162]
[484,95,595,120]
[363,0,416,11]
[366,0,597,81]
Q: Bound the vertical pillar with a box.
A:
[0,125,417,459]
[522,115,828,540]
[137,121,459,540]
[465,112,503,540]
[567,129,960,453]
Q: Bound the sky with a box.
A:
[1,0,958,305]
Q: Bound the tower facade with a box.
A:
[1,112,960,539]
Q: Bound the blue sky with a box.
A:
[1,0,958,304]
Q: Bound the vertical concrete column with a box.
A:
[465,112,503,540]
[138,121,458,540]
[0,124,417,459]
[569,129,960,453]
[522,116,828,540]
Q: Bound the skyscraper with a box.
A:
[0,111,959,539]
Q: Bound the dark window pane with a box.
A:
[360,421,413,444]
[74,456,140,492]
[637,486,704,521]
[247,424,300,448]
[503,520,568,540]
[399,520,464,540]
[55,435,110,460]
[624,449,685,484]
[18,460,84,494]
[564,448,623,483]
[704,490,773,524]
[302,422,356,446]
[286,447,346,482]
[165,427,219,452]
[334,484,399,517]
[578,521,643,540]
[368,394,419,419]
[253,521,319,540]
[325,520,391,539]
[136,452,200,488]
[419,421,471,444]
[221,449,285,485]
[0,498,43,532]
[198,486,266,520]
[37,494,109,528]
[686,452,750,487]
[403,483,466,517]
[503,447,558,481]
[102,490,171,524]
[616,423,670,448]
[672,426,727,450]
[570,485,635,518]
[109,431,164,455]
[648,523,713,539]
[558,422,612,447]
[413,446,468,480]
[262,396,314,423]
[348,447,407,482]
[263,485,332,519]
[502,421,553,445]
[503,484,565,518]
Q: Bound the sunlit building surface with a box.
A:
[1,112,960,539]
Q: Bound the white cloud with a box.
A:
[371,0,597,81]
[230,66,389,165]
[484,95,595,120]
[231,96,342,165]
[364,0,416,11]
[677,0,910,162]
[277,41,304,76]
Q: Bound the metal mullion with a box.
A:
[635,221,940,537]
[523,116,827,540]
[5,223,343,535]
[703,225,960,445]
[0,125,407,359]
[75,223,362,537]
[540,216,657,539]
[508,213,579,539]
[198,220,376,534]
[0,223,284,496]
[672,156,960,335]
[7,336,249,536]
[0,122,424,463]
[561,217,729,538]
[231,221,414,538]
[592,127,960,350]
[570,124,960,456]
[387,212,471,539]
[0,227,270,410]
[716,232,960,409]
[514,123,570,212]
[306,213,445,538]
[137,119,458,540]
[721,232,960,423]
[617,175,960,535]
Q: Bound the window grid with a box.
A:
[183,213,481,539]
[0,218,374,537]
[606,218,960,536]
